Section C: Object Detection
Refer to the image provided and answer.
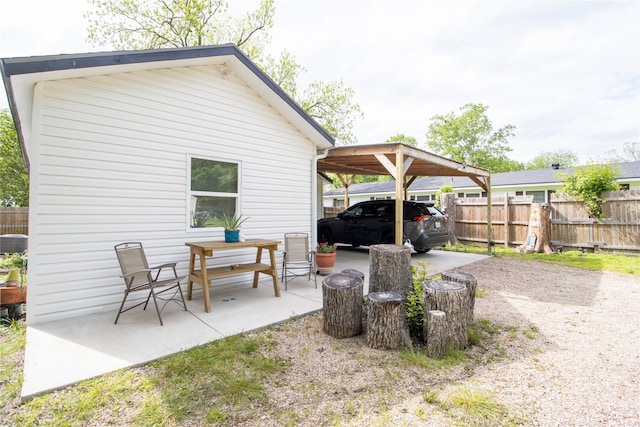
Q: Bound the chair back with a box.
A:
[284,233,311,262]
[114,242,151,287]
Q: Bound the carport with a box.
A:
[316,143,493,252]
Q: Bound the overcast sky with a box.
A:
[1,0,639,165]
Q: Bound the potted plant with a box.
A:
[222,213,249,242]
[315,242,337,275]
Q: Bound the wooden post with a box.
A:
[422,280,469,350]
[440,271,477,324]
[425,310,447,358]
[504,193,510,248]
[368,244,412,298]
[322,273,363,338]
[366,292,410,349]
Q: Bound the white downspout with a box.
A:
[312,148,330,245]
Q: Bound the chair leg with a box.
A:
[114,291,130,324]
[176,283,187,311]
[148,286,164,326]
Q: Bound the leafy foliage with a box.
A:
[526,149,578,170]
[85,0,363,145]
[86,0,275,51]
[435,184,454,209]
[0,110,29,206]
[426,103,518,172]
[404,262,436,344]
[385,133,418,147]
[299,80,363,145]
[558,162,620,218]
[222,213,248,230]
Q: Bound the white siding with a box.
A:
[27,65,317,323]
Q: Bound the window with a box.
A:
[620,183,630,190]
[527,190,545,203]
[189,157,239,228]
[466,193,480,198]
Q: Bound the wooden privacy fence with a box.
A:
[451,190,640,254]
[0,207,28,235]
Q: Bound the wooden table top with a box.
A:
[185,239,280,251]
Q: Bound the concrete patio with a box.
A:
[21,247,487,400]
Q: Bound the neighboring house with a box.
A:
[324,161,640,207]
[1,44,334,324]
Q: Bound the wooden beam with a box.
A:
[374,153,398,179]
[486,174,493,255]
[395,147,404,245]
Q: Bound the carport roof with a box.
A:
[317,143,491,191]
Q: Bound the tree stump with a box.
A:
[425,310,448,358]
[440,271,477,324]
[422,280,469,350]
[341,268,365,284]
[368,244,412,298]
[516,203,554,254]
[322,273,363,338]
[442,192,460,246]
[365,292,410,350]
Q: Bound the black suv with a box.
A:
[317,200,448,253]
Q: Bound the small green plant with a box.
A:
[316,242,337,253]
[0,253,24,269]
[442,386,510,425]
[222,213,249,230]
[435,184,454,209]
[557,162,620,218]
[405,262,436,344]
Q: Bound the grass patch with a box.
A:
[442,386,516,426]
[10,333,289,426]
[0,320,26,406]
[443,244,640,276]
[399,346,466,369]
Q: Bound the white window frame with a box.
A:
[187,155,242,231]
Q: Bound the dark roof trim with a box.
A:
[1,43,335,145]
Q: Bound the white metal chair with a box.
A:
[114,242,187,325]
[282,233,317,290]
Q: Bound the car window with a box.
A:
[427,206,444,216]
[376,204,392,218]
[342,206,363,219]
[403,205,421,220]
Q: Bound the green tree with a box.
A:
[526,150,579,170]
[0,109,29,206]
[435,184,454,209]
[426,103,518,172]
[602,142,640,163]
[385,134,418,147]
[86,0,362,145]
[86,0,275,52]
[558,162,620,218]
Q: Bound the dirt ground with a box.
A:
[249,256,640,426]
[2,256,639,426]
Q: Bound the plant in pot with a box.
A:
[223,213,249,243]
[315,242,337,275]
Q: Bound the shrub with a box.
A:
[558,162,620,218]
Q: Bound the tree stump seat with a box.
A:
[369,244,412,298]
[422,280,470,352]
[322,273,363,338]
[440,271,477,324]
[365,291,410,350]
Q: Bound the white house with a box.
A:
[324,161,640,207]
[1,44,334,324]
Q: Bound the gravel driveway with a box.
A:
[456,257,640,426]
